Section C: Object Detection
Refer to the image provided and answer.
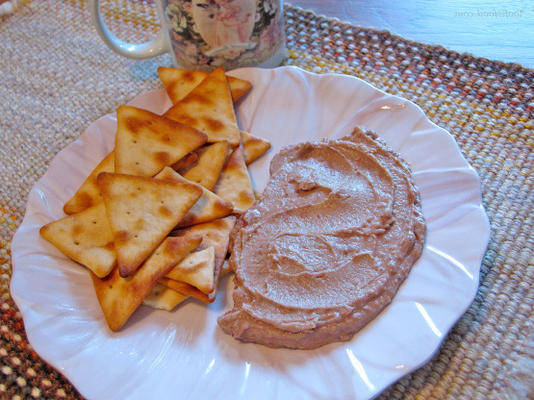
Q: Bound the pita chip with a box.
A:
[214,146,255,213]
[40,202,115,278]
[171,216,236,300]
[63,151,115,214]
[91,234,201,331]
[97,172,202,277]
[241,131,271,165]
[165,247,216,295]
[158,66,252,103]
[164,68,241,146]
[155,167,233,227]
[159,278,211,304]
[179,141,230,191]
[114,105,207,177]
[143,283,188,311]
[227,76,252,103]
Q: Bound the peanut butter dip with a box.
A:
[218,128,426,349]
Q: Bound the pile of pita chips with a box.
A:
[164,68,241,146]
[92,234,202,331]
[160,67,270,210]
[155,167,232,228]
[97,172,203,277]
[40,66,271,331]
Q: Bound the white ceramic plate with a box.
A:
[11,66,490,400]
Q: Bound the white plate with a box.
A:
[11,66,490,400]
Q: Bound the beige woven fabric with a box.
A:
[1,1,532,399]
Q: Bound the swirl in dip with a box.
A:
[218,128,426,349]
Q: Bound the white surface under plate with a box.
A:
[11,66,490,400]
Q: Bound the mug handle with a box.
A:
[89,0,170,59]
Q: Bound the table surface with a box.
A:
[288,0,534,69]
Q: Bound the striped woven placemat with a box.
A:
[1,1,532,398]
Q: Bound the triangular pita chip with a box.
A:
[165,247,216,295]
[158,66,252,104]
[159,278,211,304]
[40,203,115,278]
[241,131,271,165]
[97,172,202,277]
[227,76,252,103]
[170,216,236,300]
[63,151,114,214]
[171,216,236,269]
[91,235,201,331]
[164,67,240,146]
[170,151,198,171]
[214,146,255,213]
[114,105,207,177]
[179,141,230,191]
[155,167,233,227]
[143,283,188,311]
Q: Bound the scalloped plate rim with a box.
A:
[10,66,490,400]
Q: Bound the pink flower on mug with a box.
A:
[197,53,210,64]
[259,22,273,45]
[182,0,192,12]
[218,0,253,24]
[172,32,184,42]
[220,0,255,45]
[184,41,198,59]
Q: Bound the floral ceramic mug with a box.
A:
[90,0,285,71]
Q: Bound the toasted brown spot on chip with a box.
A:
[72,224,82,236]
[240,190,255,203]
[213,199,233,214]
[116,230,130,244]
[159,205,172,217]
[163,234,199,257]
[155,151,171,165]
[186,93,212,106]
[203,118,224,132]
[178,115,197,126]
[182,70,196,82]
[125,117,142,134]
[75,192,94,210]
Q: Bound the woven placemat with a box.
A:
[1,0,532,398]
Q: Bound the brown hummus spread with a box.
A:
[218,128,426,349]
